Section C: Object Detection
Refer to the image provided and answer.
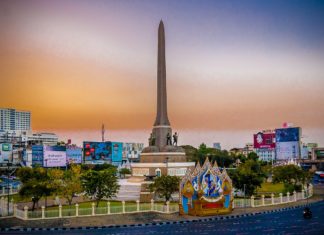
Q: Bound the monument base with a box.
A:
[131,161,195,177]
[140,152,187,163]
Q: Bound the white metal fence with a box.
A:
[0,185,313,220]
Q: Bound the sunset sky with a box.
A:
[1,0,324,148]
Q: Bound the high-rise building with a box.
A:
[0,108,31,131]
[213,143,221,150]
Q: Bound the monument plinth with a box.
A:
[131,21,194,179]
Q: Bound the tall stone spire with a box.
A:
[154,20,170,126]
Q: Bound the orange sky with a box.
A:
[1,0,324,134]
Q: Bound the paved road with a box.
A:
[2,201,324,235]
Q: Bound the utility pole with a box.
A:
[101,124,105,142]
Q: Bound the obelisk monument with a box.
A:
[140,20,186,163]
[125,21,195,195]
[153,20,172,148]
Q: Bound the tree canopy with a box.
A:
[81,168,119,207]
[182,143,235,167]
[229,159,266,196]
[272,165,313,193]
[149,175,180,202]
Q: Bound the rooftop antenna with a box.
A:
[101,124,105,142]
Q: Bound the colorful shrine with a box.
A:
[179,158,233,216]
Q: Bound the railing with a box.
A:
[0,185,314,220]
[233,185,313,208]
[0,186,19,196]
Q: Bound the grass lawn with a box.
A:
[42,200,177,211]
[257,182,284,196]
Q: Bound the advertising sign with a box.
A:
[66,146,82,164]
[83,142,112,162]
[122,143,144,160]
[32,145,44,166]
[111,142,123,163]
[276,142,300,160]
[0,143,12,163]
[253,132,275,149]
[2,143,11,151]
[275,128,300,143]
[43,146,67,167]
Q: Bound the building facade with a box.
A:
[0,108,31,131]
[253,131,276,162]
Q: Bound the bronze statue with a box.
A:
[149,132,156,146]
[173,132,178,146]
[166,132,172,145]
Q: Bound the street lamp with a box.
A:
[243,184,246,213]
[6,161,13,216]
[44,159,48,208]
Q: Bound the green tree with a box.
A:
[17,167,50,210]
[149,175,180,203]
[119,168,131,178]
[185,143,235,167]
[59,164,83,206]
[272,165,312,193]
[247,152,258,161]
[81,168,120,207]
[229,159,266,196]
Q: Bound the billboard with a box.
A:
[66,146,83,164]
[253,132,275,149]
[276,142,300,160]
[123,143,144,160]
[32,145,44,166]
[275,128,300,142]
[43,146,67,167]
[0,143,12,163]
[83,142,112,163]
[111,142,123,163]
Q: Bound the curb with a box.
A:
[0,201,320,232]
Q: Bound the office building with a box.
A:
[0,108,31,131]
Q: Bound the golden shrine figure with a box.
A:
[179,158,233,216]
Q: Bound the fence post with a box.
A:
[151,199,154,211]
[107,201,110,215]
[271,193,274,205]
[166,201,170,213]
[24,206,28,220]
[279,193,283,203]
[232,198,235,209]
[91,202,95,216]
[136,200,140,212]
[9,185,13,194]
[122,201,125,213]
[261,195,265,206]
[13,204,17,217]
[250,196,255,207]
[301,189,305,199]
[293,191,297,202]
[2,187,5,195]
[41,206,45,219]
[59,204,62,218]
[75,204,79,217]
[0,197,4,211]
[286,192,290,202]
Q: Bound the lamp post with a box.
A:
[44,159,48,208]
[243,184,246,213]
[6,161,13,216]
